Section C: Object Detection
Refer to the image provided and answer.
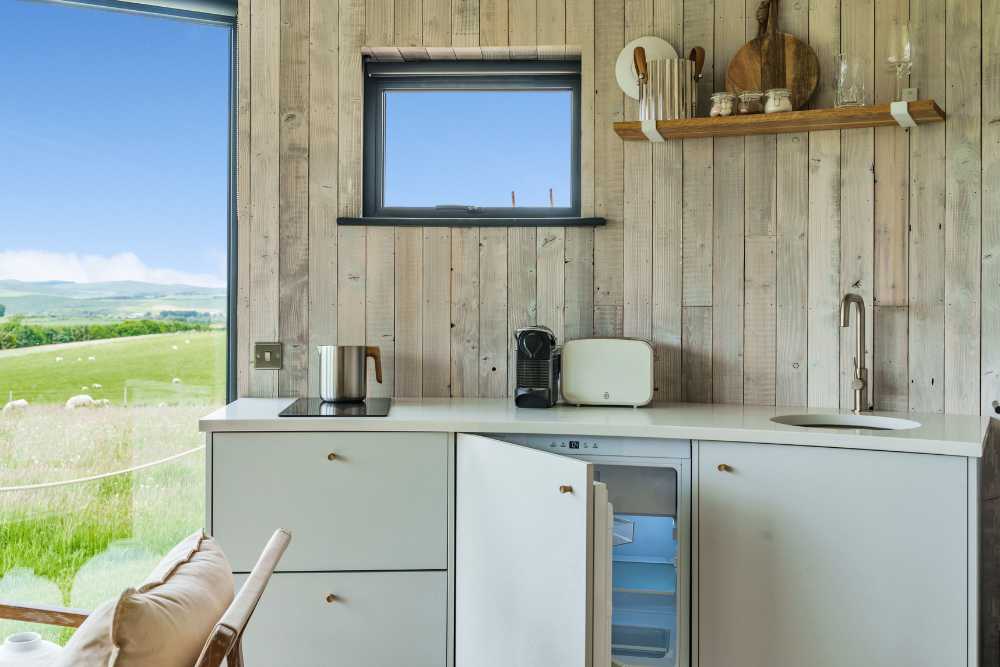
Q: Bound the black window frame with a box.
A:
[362,59,583,221]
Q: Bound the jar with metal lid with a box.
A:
[764,88,793,113]
[737,91,764,114]
[709,92,736,117]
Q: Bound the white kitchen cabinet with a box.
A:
[235,571,447,667]
[455,433,612,667]
[212,431,448,572]
[697,441,969,667]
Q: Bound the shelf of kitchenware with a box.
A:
[613,99,944,142]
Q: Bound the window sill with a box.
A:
[337,217,606,228]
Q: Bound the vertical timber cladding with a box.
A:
[237,0,991,416]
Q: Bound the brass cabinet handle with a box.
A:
[559,485,573,494]
[325,594,338,603]
[327,452,337,461]
[717,463,733,473]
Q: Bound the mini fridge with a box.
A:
[496,435,690,667]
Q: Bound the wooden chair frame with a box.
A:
[0,529,290,667]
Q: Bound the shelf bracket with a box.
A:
[640,119,665,142]
[890,101,917,129]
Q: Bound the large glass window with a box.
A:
[0,0,233,644]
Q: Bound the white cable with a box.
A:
[0,445,205,493]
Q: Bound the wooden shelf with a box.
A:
[614,99,945,141]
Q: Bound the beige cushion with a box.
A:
[55,531,235,667]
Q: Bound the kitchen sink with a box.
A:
[770,413,921,431]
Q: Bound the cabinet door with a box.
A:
[213,432,448,571]
[456,433,597,667]
[698,442,968,667]
[236,571,447,667]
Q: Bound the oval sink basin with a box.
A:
[770,414,921,431]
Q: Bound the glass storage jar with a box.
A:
[709,92,736,117]
[764,88,793,113]
[737,91,764,114]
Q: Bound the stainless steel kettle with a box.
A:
[317,345,382,402]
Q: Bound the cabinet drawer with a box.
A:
[212,432,448,571]
[236,571,447,667]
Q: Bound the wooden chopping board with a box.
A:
[725,0,819,110]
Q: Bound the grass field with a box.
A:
[0,330,221,643]
[0,329,226,406]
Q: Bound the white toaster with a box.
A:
[560,338,654,407]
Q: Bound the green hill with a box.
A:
[0,330,226,406]
[0,280,226,323]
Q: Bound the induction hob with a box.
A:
[279,397,391,417]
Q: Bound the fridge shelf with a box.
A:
[612,560,676,596]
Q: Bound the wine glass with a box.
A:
[886,21,912,101]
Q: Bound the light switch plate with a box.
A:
[254,342,283,370]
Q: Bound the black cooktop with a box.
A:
[279,397,391,417]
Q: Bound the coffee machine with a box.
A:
[514,326,561,408]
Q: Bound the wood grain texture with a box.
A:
[613,100,945,140]
[536,0,567,342]
[725,32,820,110]
[364,0,396,398]
[712,0,746,405]
[594,0,624,335]
[237,0,992,416]
[565,0,595,341]
[838,0,874,411]
[307,0,338,396]
[681,0,714,309]
[337,0,366,346]
[249,0,281,397]
[236,0,253,397]
[422,0,454,397]
[652,0,683,402]
[873,0,908,307]
[479,228,508,397]
[873,304,908,410]
[278,0,310,397]
[907,0,946,413]
[682,306,713,402]
[623,0,653,343]
[984,0,1000,415]
[805,0,840,409]
[775,131,808,407]
[450,0,481,398]
[944,0,982,415]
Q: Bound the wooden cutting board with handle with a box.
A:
[725,0,819,109]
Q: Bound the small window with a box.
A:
[363,60,582,222]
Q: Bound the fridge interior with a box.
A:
[595,465,678,667]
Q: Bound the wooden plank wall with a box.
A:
[237,0,995,416]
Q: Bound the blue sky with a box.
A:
[0,0,231,287]
[384,90,572,208]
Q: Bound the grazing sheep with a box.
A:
[92,383,103,389]
[184,339,191,344]
[65,394,95,409]
[55,356,63,362]
[81,386,89,391]
[171,345,179,351]
[171,378,182,384]
[3,399,28,413]
[87,356,96,361]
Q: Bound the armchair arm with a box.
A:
[0,600,89,628]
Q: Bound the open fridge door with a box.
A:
[593,481,613,667]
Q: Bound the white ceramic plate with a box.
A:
[615,36,680,99]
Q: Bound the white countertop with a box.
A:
[200,398,993,458]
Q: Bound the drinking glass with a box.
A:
[886,21,912,100]
[835,54,866,108]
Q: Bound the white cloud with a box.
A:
[0,250,225,288]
